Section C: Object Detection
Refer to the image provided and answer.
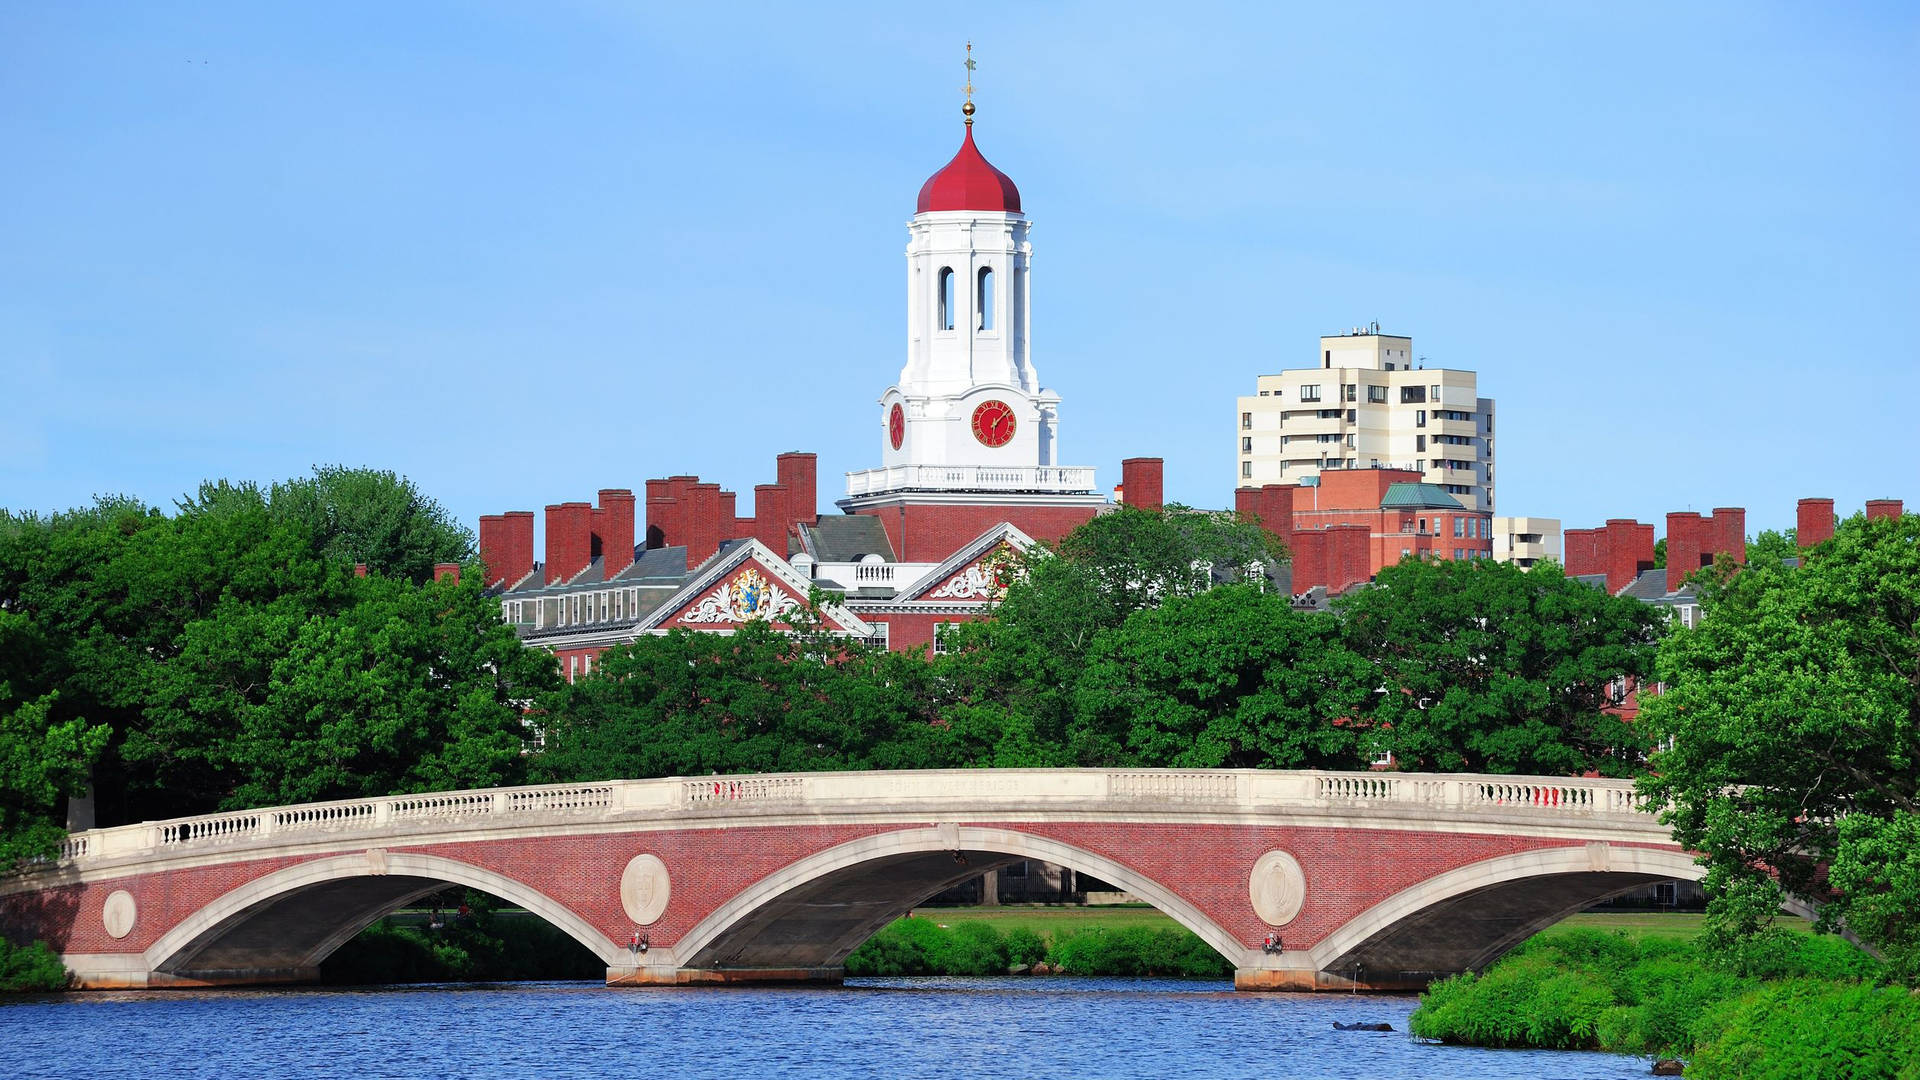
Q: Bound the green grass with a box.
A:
[903,904,1184,940]
[1555,912,1815,943]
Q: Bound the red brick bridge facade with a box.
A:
[0,769,1700,992]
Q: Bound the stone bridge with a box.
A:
[0,768,1700,992]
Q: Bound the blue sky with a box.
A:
[4,2,1915,544]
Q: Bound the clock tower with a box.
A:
[839,91,1104,560]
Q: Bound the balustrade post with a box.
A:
[374,799,391,827]
[257,812,276,840]
[1444,780,1463,809]
[492,791,510,815]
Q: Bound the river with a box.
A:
[4,976,1649,1079]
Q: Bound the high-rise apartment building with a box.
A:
[1235,326,1496,513]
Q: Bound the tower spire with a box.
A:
[962,41,976,125]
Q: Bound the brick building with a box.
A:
[1233,467,1493,597]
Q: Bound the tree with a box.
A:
[0,612,106,870]
[936,505,1288,760]
[1072,585,1372,768]
[1639,513,1920,983]
[1337,557,1665,776]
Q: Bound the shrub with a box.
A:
[1002,927,1047,967]
[1687,979,1920,1080]
[0,937,69,993]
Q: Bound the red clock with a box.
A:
[971,399,1016,448]
[888,403,905,450]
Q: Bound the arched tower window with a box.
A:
[937,267,955,331]
[977,267,995,331]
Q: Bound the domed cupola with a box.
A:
[915,106,1022,214]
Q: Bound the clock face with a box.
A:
[971,399,1016,448]
[888,403,905,450]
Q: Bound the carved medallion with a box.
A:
[1248,850,1306,927]
[619,854,671,925]
[103,889,138,940]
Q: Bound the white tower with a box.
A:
[845,101,1092,499]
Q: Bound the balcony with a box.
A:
[845,464,1098,497]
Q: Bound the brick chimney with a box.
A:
[644,478,674,549]
[479,515,509,586]
[1290,530,1327,594]
[1563,528,1602,578]
[545,502,593,584]
[718,490,739,542]
[1797,498,1835,548]
[754,483,791,553]
[1710,507,1746,566]
[1865,498,1904,521]
[1604,519,1654,595]
[777,452,818,529]
[597,489,636,579]
[1120,458,1164,511]
[433,562,460,584]
[686,482,723,566]
[1666,512,1706,591]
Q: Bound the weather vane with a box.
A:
[962,41,976,124]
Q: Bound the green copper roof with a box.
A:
[1379,482,1466,510]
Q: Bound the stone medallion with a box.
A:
[1248,850,1306,927]
[619,854,670,925]
[102,890,138,940]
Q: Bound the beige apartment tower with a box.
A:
[1235,326,1496,513]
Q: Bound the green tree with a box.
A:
[1072,585,1372,768]
[1640,512,1920,983]
[0,612,107,869]
[1337,557,1664,775]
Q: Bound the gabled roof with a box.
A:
[894,522,1036,602]
[635,539,872,637]
[1620,568,1673,601]
[1379,483,1467,511]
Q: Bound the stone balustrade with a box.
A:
[24,768,1658,872]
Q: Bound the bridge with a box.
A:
[0,768,1702,992]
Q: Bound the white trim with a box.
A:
[894,522,1036,601]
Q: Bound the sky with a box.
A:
[4,2,1916,546]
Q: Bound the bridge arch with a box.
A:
[146,850,623,983]
[1304,846,1705,986]
[669,826,1245,976]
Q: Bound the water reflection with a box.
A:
[4,977,1648,1080]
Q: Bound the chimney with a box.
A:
[644,478,674,550]
[433,562,460,584]
[1603,519,1654,595]
[598,489,636,579]
[1291,530,1327,594]
[1120,458,1164,511]
[545,502,594,584]
[687,482,723,565]
[479,515,509,587]
[1563,527,1602,578]
[754,483,791,553]
[777,453,818,529]
[1865,498,1904,521]
[354,562,368,578]
[719,490,739,541]
[1710,507,1746,566]
[1797,498,1835,548]
[1666,512,1706,591]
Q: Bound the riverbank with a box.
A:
[845,906,1230,977]
[1408,924,1919,1078]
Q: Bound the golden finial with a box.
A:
[962,41,976,124]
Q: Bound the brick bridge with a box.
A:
[0,769,1707,992]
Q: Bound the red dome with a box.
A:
[915,125,1022,214]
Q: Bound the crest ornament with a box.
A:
[683,566,801,624]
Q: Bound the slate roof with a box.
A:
[800,515,896,563]
[1379,483,1467,511]
[1619,568,1672,601]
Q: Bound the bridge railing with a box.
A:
[31,769,1656,868]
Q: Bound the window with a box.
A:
[1430,384,1440,401]
[869,622,890,650]
[1366,385,1388,403]
[1344,434,1355,448]
[1345,409,1356,423]
[1608,675,1629,704]
[937,267,955,330]
[1418,517,1427,532]
[1299,384,1322,402]
[1241,460,1252,478]
[1416,459,1424,472]
[1323,349,1331,368]
[1316,433,1339,444]
[1416,434,1427,452]
[1343,384,1356,402]
[1317,409,1341,420]
[1416,409,1427,428]
[933,622,954,655]
[976,266,995,330]
[1241,436,1252,453]
[1240,411,1252,430]
[1454,517,1465,538]
[1399,386,1425,404]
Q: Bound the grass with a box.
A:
[904,903,1184,940]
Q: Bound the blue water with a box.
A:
[1,977,1651,1079]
